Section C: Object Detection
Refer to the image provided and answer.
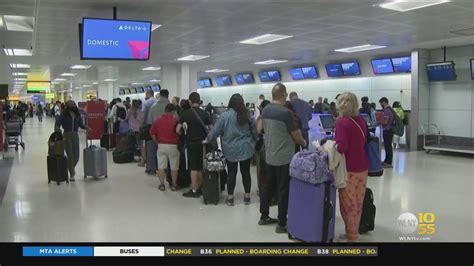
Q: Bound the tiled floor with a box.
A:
[0,117,472,242]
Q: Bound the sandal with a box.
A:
[171,185,181,191]
[158,184,165,191]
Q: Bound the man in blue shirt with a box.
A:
[142,89,157,127]
[289,92,312,148]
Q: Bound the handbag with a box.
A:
[349,117,383,177]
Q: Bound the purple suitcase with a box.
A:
[287,178,336,242]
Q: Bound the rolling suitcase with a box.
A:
[47,155,69,185]
[287,178,336,242]
[202,143,225,205]
[359,187,376,234]
[83,140,108,179]
[145,140,157,174]
[100,122,116,150]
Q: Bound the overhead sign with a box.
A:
[45,93,55,99]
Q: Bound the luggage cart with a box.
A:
[4,118,25,151]
[422,124,474,154]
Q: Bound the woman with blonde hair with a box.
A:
[335,92,369,242]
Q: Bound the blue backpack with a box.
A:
[350,117,383,177]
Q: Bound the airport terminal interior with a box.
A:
[0,0,473,243]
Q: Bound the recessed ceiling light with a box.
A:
[152,24,162,31]
[177,55,210,61]
[104,79,117,82]
[240,34,293,45]
[14,78,27,81]
[10,64,30,69]
[14,82,26,85]
[61,73,77,77]
[3,15,35,32]
[3,48,32,56]
[92,82,99,85]
[205,69,229,73]
[254,59,288,65]
[54,78,67,81]
[378,0,450,12]
[142,66,161,71]
[75,87,82,90]
[51,81,59,85]
[83,84,92,87]
[334,44,386,53]
[149,79,160,82]
[69,65,92,70]
[132,82,144,85]
[12,72,28,76]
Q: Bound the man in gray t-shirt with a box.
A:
[256,83,306,233]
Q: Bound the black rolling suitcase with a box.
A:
[145,140,158,174]
[201,143,226,205]
[47,155,68,185]
[359,187,376,234]
[100,121,116,150]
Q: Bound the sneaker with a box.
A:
[244,197,251,205]
[383,163,393,168]
[225,198,234,206]
[69,177,75,182]
[183,190,200,198]
[258,217,278,225]
[158,184,165,191]
[275,224,288,234]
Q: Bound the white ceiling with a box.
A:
[1,0,474,93]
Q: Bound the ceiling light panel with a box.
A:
[3,48,32,56]
[240,34,293,45]
[142,67,161,71]
[54,78,67,81]
[3,15,35,32]
[10,64,31,69]
[205,69,229,73]
[254,59,288,65]
[334,44,386,53]
[70,65,91,70]
[104,79,117,82]
[132,82,144,85]
[378,0,450,12]
[149,79,160,82]
[60,73,77,77]
[177,55,210,61]
[12,72,28,76]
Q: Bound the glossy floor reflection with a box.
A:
[0,117,472,242]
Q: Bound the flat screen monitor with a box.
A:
[131,87,138,94]
[198,78,212,88]
[81,18,152,60]
[302,66,318,79]
[259,70,281,82]
[319,114,335,130]
[325,64,344,77]
[235,73,255,85]
[392,56,411,73]
[27,82,50,94]
[371,58,394,74]
[152,85,160,92]
[119,88,125,95]
[341,61,361,76]
[426,61,456,81]
[470,59,474,80]
[216,75,232,86]
[137,87,144,93]
[0,84,8,100]
[289,68,304,80]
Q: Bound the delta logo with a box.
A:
[118,25,148,31]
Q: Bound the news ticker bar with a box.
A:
[23,246,378,257]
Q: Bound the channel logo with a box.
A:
[397,212,436,241]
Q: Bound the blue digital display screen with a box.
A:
[137,87,144,93]
[289,68,304,80]
[325,64,344,77]
[392,56,411,73]
[259,70,281,82]
[152,85,160,92]
[302,66,318,78]
[235,73,255,84]
[426,62,456,81]
[198,78,213,88]
[216,75,232,86]
[341,62,361,76]
[371,58,394,74]
[81,18,152,60]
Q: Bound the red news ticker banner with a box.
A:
[86,100,105,140]
[0,102,3,152]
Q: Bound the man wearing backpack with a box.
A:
[109,98,127,134]
[379,97,396,168]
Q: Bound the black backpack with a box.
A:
[359,188,376,234]
[116,106,126,120]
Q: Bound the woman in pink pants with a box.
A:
[335,92,369,242]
